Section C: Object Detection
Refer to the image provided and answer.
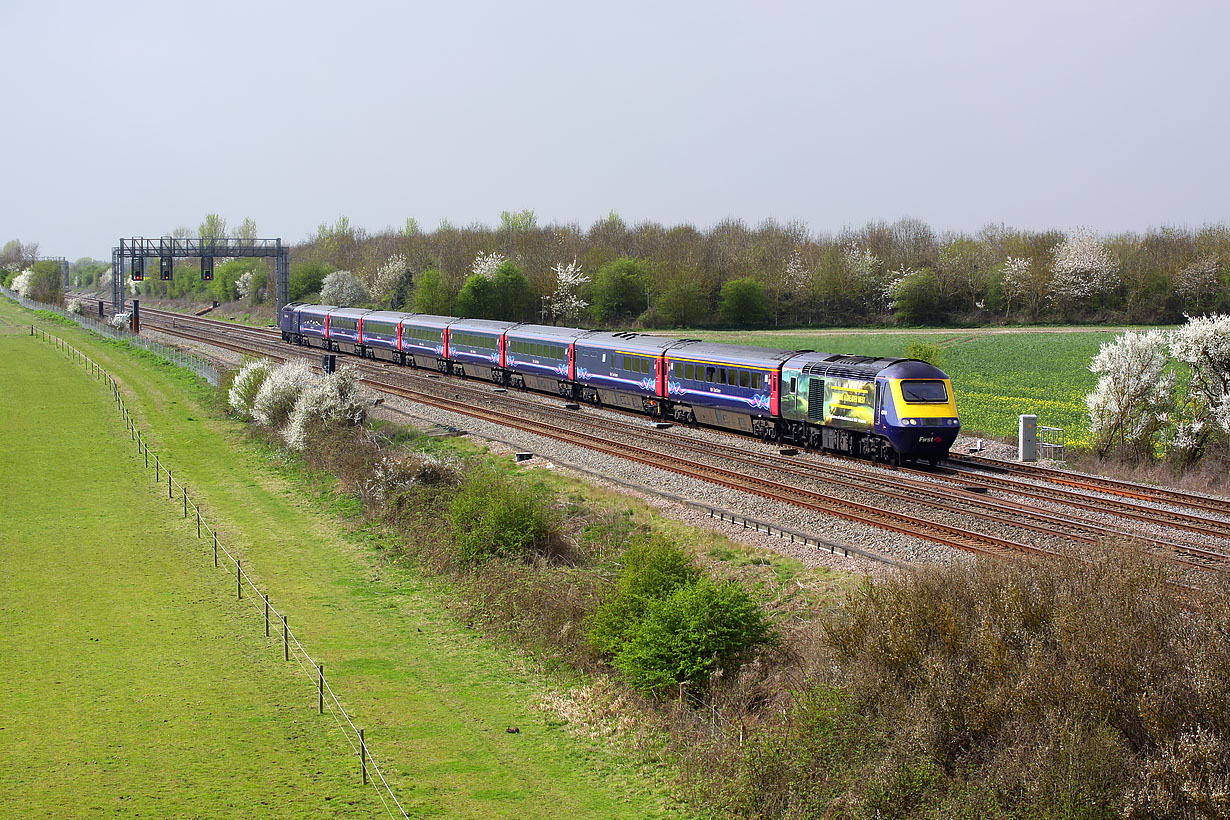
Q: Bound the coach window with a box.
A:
[705,366,715,382]
[751,373,762,390]
[740,371,750,388]
[685,363,695,380]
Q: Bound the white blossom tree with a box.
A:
[1085,330,1174,459]
[282,365,367,450]
[251,359,316,428]
[236,271,254,300]
[228,358,274,419]
[1049,227,1120,312]
[320,270,369,306]
[842,242,888,312]
[1167,313,1230,461]
[10,269,33,297]
[545,257,588,323]
[470,250,506,280]
[1174,254,1221,310]
[999,256,1033,317]
[372,253,407,302]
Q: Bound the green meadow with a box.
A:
[0,298,685,819]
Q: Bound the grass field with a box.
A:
[677,326,1166,448]
[0,299,687,819]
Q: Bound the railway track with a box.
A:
[115,304,1230,576]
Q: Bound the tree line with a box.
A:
[291,212,1230,327]
[6,212,1229,327]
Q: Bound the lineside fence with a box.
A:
[25,322,410,820]
[1,287,220,385]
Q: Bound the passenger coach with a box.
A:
[278,303,961,463]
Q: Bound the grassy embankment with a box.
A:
[0,297,688,819]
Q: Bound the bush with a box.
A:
[904,342,942,367]
[227,358,274,419]
[282,365,366,450]
[586,535,700,655]
[611,576,773,693]
[718,277,768,327]
[288,261,331,301]
[250,359,315,428]
[890,268,946,325]
[446,461,560,565]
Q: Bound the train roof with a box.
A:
[362,310,407,324]
[505,324,592,341]
[880,359,950,380]
[783,352,949,380]
[329,307,371,320]
[296,304,337,317]
[398,314,455,329]
[575,331,697,355]
[448,318,519,334]
[665,341,805,368]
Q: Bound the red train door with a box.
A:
[770,371,780,416]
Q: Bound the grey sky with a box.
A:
[3,0,1227,261]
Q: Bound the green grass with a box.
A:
[0,298,687,819]
[0,329,368,817]
[670,326,1173,448]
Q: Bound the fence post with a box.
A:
[283,615,289,660]
[237,560,242,599]
[155,455,160,481]
[214,532,218,567]
[168,470,172,499]
[319,663,324,715]
[264,594,270,637]
[144,441,148,469]
[360,729,367,785]
[183,486,187,518]
[196,505,201,538]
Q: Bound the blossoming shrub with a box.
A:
[10,269,33,296]
[227,358,274,419]
[1086,330,1174,458]
[251,359,315,429]
[281,365,366,450]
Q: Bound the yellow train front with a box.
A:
[780,354,960,465]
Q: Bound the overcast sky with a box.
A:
[3,0,1227,261]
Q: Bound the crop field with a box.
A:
[681,327,1160,448]
[0,299,685,819]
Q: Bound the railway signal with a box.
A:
[131,257,144,281]
[160,257,173,280]
[201,256,214,281]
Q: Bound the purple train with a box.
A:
[280,304,961,464]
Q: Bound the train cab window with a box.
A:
[790,377,797,393]
[739,371,749,388]
[901,380,949,402]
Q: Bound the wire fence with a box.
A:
[2,287,220,385]
[25,322,410,819]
